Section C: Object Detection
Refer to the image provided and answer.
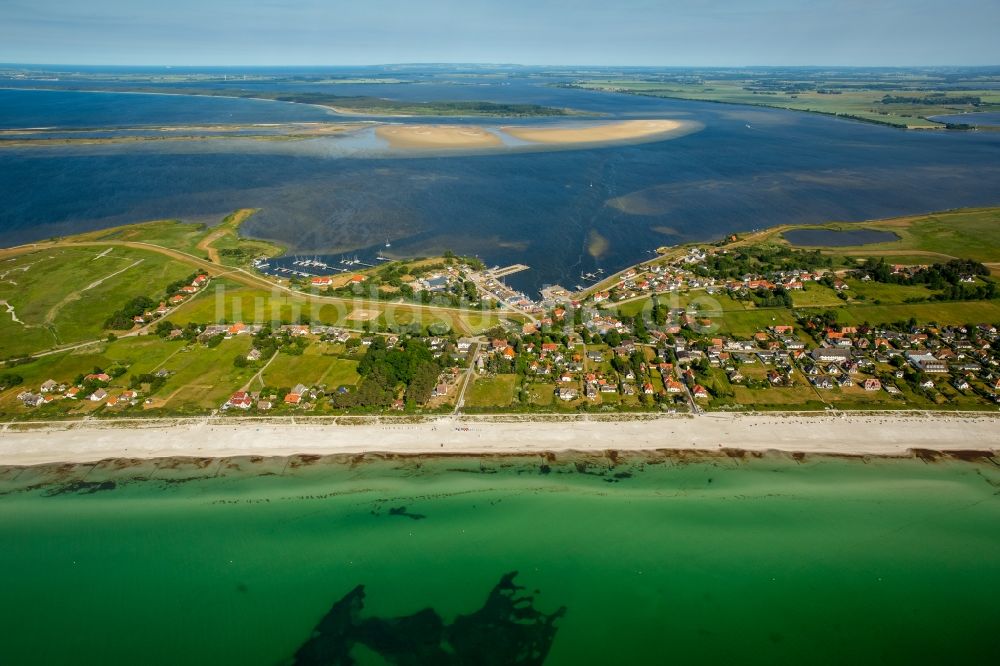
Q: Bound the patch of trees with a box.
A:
[331,337,441,409]
[0,373,24,390]
[858,258,996,300]
[698,244,832,279]
[611,350,646,381]
[165,273,199,296]
[104,296,157,330]
[881,94,981,106]
[129,372,167,392]
[155,320,201,341]
[745,286,793,308]
[218,248,255,263]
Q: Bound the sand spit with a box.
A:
[503,119,684,145]
[375,124,503,149]
[0,413,997,466]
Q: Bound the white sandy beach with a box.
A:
[371,119,690,152]
[1,413,997,465]
[502,119,683,144]
[375,124,503,149]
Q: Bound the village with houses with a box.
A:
[7,234,1000,417]
[2,208,1000,419]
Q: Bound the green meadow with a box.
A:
[0,245,194,356]
[570,76,1000,128]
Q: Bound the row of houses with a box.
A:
[133,274,209,326]
[18,384,140,408]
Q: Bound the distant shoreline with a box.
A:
[1,412,996,466]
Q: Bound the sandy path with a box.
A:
[195,208,257,264]
[0,300,22,324]
[1,413,997,465]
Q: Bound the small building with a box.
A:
[18,392,45,408]
[557,387,579,401]
[906,352,948,374]
[811,348,852,364]
[812,376,834,390]
[226,391,252,410]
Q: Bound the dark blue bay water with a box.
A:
[1,80,999,293]
[783,228,900,247]
[0,88,336,128]
[928,112,1000,128]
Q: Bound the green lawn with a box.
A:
[524,381,555,406]
[790,285,843,308]
[149,336,257,412]
[262,345,360,390]
[71,219,209,256]
[842,279,936,303]
[465,374,517,407]
[716,308,798,338]
[0,245,194,356]
[804,300,1000,326]
[610,291,746,318]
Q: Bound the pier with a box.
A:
[487,264,530,279]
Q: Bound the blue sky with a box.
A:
[1,0,997,66]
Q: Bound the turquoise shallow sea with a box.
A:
[1,451,998,665]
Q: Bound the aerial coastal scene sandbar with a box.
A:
[2,1,1000,665]
[373,118,691,150]
[375,123,504,149]
[502,118,685,144]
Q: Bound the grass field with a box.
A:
[610,291,747,318]
[465,374,517,407]
[842,279,936,303]
[261,344,360,390]
[68,210,284,266]
[0,336,186,417]
[570,75,1000,129]
[523,381,555,406]
[149,336,257,412]
[67,219,210,256]
[803,300,1000,326]
[776,207,1000,265]
[789,285,844,308]
[0,245,194,356]
[714,308,798,338]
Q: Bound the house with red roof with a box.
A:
[226,391,253,409]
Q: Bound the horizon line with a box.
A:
[3,61,1000,70]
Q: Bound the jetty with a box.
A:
[487,264,530,279]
